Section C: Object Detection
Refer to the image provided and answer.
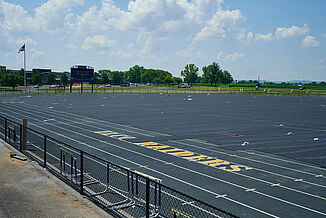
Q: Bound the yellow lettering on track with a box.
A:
[147,145,170,150]
[160,148,183,153]
[135,142,158,146]
[110,134,126,138]
[118,136,136,140]
[94,130,112,134]
[199,159,224,165]
[169,151,194,157]
[183,155,209,161]
[132,141,252,172]
[94,130,137,141]
[219,165,252,172]
[102,132,119,136]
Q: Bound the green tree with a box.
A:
[31,69,41,85]
[0,66,6,85]
[98,69,111,76]
[126,65,145,83]
[0,66,6,73]
[220,70,234,84]
[93,72,100,84]
[110,71,124,84]
[153,77,162,85]
[18,68,24,85]
[181,64,199,86]
[101,71,110,84]
[47,72,56,85]
[209,62,222,86]
[60,72,68,87]
[140,69,172,84]
[163,74,174,85]
[140,71,152,83]
[174,77,182,84]
[2,71,20,90]
[202,66,213,86]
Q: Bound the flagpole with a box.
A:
[24,44,26,93]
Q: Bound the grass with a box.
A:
[1,84,326,97]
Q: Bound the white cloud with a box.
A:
[0,0,82,34]
[33,0,83,32]
[217,51,244,61]
[301,35,320,48]
[194,8,244,42]
[255,33,273,41]
[0,0,33,34]
[75,0,240,45]
[82,35,115,50]
[217,51,224,60]
[176,48,204,59]
[64,43,77,49]
[250,24,310,43]
[247,32,254,42]
[110,49,133,58]
[275,24,309,40]
[31,50,45,59]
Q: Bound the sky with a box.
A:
[0,0,325,81]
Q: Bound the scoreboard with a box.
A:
[70,65,94,83]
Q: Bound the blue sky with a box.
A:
[0,0,325,81]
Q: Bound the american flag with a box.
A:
[18,44,25,53]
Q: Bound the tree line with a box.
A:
[0,66,69,90]
[0,62,234,90]
[96,65,182,85]
[181,62,233,86]
[97,62,233,86]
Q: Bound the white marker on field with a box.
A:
[43,118,55,122]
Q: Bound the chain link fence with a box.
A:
[2,85,326,97]
[0,115,237,218]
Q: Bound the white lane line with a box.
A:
[275,147,326,155]
[185,139,326,177]
[177,140,326,189]
[164,141,326,200]
[3,107,326,216]
[252,143,325,151]
[43,118,55,122]
[223,196,279,218]
[1,112,277,217]
[245,188,256,192]
[237,150,326,172]
[253,189,326,216]
[21,102,170,137]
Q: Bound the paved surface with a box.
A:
[0,93,326,217]
[0,139,112,218]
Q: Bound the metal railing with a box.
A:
[0,115,237,218]
[1,86,326,97]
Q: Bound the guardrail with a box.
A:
[0,115,237,218]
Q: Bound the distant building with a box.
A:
[11,68,71,85]
[37,69,51,84]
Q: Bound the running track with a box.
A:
[0,93,325,217]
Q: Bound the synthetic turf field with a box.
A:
[0,93,325,217]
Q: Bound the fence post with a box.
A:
[21,118,27,150]
[146,178,150,218]
[80,150,84,195]
[43,135,47,168]
[4,118,7,142]
[19,124,22,150]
